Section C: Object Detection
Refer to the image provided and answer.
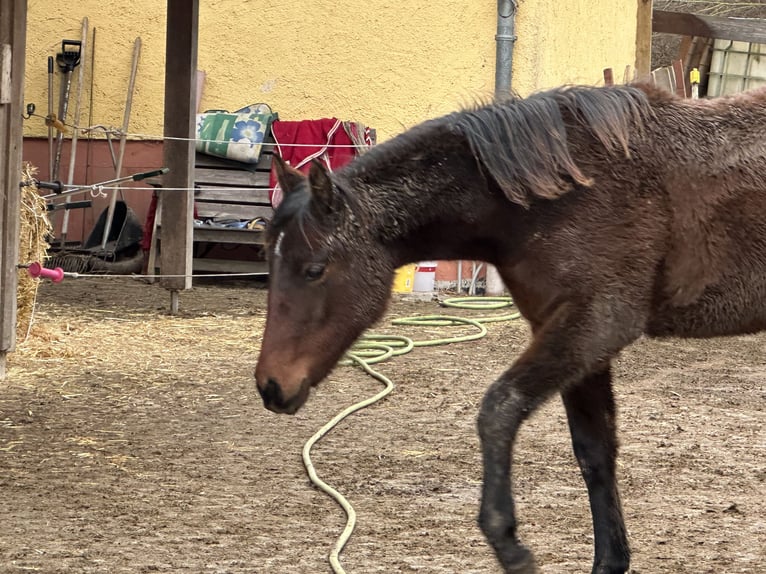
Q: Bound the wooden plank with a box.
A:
[193,147,274,170]
[155,225,266,245]
[672,59,688,97]
[160,0,199,292]
[653,10,766,44]
[152,253,268,276]
[191,227,266,245]
[678,35,694,66]
[0,43,11,104]
[190,258,269,275]
[194,204,273,221]
[194,187,271,204]
[193,166,270,187]
[145,192,162,284]
[651,66,676,94]
[0,0,27,366]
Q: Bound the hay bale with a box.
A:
[17,163,52,341]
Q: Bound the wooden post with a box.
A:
[0,0,27,379]
[160,0,199,309]
[635,0,653,77]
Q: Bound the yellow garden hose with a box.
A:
[301,296,521,573]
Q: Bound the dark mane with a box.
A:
[452,84,653,205]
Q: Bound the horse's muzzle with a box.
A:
[257,377,307,415]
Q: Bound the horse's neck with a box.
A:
[343,140,509,266]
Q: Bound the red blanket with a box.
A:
[269,118,358,207]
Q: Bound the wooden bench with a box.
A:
[148,137,275,277]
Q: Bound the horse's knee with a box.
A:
[476,399,497,440]
[477,381,527,435]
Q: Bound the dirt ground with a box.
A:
[1,277,764,574]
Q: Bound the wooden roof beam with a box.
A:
[653,10,766,44]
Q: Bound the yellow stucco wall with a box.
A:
[514,0,642,94]
[24,1,640,141]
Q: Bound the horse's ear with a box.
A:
[273,155,306,195]
[308,160,338,214]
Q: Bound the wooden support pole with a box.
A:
[170,290,179,315]
[0,0,27,379]
[635,0,653,77]
[160,0,199,299]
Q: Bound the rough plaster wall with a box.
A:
[196,1,497,139]
[24,1,638,142]
[23,1,166,140]
[514,0,640,94]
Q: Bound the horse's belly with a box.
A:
[646,273,766,338]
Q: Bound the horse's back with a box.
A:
[503,87,766,341]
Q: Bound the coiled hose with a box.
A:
[301,296,521,573]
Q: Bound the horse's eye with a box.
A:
[304,263,326,282]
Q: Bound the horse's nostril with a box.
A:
[258,377,285,407]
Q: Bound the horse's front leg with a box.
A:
[477,302,638,574]
[562,366,630,574]
[477,358,553,574]
[477,326,586,571]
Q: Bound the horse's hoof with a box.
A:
[593,565,629,574]
[499,544,538,574]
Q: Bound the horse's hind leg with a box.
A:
[562,366,630,574]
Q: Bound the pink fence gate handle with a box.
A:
[27,262,65,283]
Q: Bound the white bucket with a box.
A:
[413,261,437,292]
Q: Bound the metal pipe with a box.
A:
[494,0,517,99]
[486,0,518,296]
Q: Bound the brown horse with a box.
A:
[255,83,766,574]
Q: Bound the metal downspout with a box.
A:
[486,0,518,296]
[495,0,517,98]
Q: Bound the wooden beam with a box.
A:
[160,0,199,293]
[636,0,654,76]
[0,0,27,376]
[653,10,766,44]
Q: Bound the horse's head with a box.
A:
[255,158,393,414]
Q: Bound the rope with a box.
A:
[29,112,370,149]
[74,186,279,193]
[17,265,269,281]
[302,296,520,574]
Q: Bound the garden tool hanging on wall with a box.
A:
[60,17,90,248]
[52,39,82,181]
[47,56,54,179]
